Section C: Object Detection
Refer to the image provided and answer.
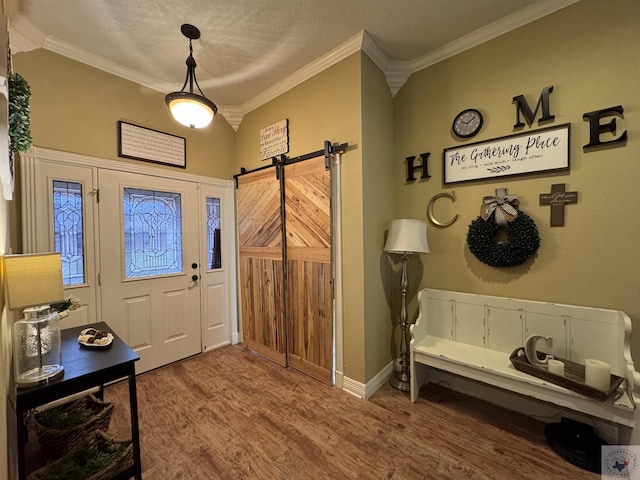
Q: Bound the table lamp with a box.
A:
[3,253,65,387]
[384,219,429,391]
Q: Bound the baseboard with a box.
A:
[334,369,344,390]
[365,361,394,399]
[342,376,366,398]
[342,361,394,400]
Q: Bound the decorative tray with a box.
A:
[509,347,624,402]
[78,328,114,349]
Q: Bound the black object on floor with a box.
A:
[544,417,607,473]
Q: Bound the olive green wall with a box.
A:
[6,1,639,474]
[235,53,361,168]
[11,47,390,385]
[393,0,640,361]
[5,0,639,403]
[12,49,236,179]
[235,53,369,382]
[360,54,396,381]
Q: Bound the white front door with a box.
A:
[98,169,202,373]
[23,148,237,373]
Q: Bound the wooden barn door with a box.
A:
[283,156,333,384]
[236,167,287,366]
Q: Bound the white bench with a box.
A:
[409,288,640,444]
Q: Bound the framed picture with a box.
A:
[443,123,570,184]
[118,121,186,168]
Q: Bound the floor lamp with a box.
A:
[384,219,429,391]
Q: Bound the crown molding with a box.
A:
[360,31,410,97]
[8,0,580,128]
[8,15,45,53]
[220,106,242,132]
[44,35,175,93]
[384,61,411,97]
[409,0,581,73]
[9,14,174,94]
[9,15,365,129]
[360,30,387,72]
[239,31,364,116]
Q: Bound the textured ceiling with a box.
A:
[10,0,577,120]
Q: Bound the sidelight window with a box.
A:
[53,180,85,285]
[206,197,221,269]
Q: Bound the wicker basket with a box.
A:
[32,394,114,457]
[28,430,133,480]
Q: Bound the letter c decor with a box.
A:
[427,191,458,228]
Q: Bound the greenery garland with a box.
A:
[467,211,540,268]
[8,72,33,153]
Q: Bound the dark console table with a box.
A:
[11,322,142,480]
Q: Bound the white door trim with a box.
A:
[331,152,344,389]
[20,146,238,348]
[21,147,234,187]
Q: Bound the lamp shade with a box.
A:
[3,253,65,310]
[383,219,430,255]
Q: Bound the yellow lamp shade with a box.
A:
[3,253,65,310]
[3,252,65,387]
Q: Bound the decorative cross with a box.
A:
[539,184,578,227]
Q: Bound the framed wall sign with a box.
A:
[260,119,289,160]
[118,121,186,168]
[443,123,570,184]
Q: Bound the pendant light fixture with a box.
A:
[165,24,217,129]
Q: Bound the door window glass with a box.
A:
[206,197,221,269]
[123,188,183,278]
[53,180,85,285]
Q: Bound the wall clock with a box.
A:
[452,108,483,138]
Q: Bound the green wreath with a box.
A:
[9,73,32,153]
[467,211,540,268]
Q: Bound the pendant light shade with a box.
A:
[166,92,216,129]
[165,24,217,129]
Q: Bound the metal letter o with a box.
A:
[427,191,458,228]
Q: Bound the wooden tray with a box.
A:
[509,347,624,401]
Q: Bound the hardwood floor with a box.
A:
[104,345,597,479]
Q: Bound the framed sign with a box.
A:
[443,123,570,184]
[260,119,289,160]
[118,121,186,168]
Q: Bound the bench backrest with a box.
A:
[411,288,630,376]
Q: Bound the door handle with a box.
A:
[192,275,199,281]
